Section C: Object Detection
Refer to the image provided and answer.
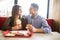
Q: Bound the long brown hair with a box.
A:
[10,5,21,26]
[12,5,21,19]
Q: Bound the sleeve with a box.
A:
[41,18,52,33]
[2,18,12,31]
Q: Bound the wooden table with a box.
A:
[0,30,60,40]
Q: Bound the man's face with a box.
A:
[29,6,38,15]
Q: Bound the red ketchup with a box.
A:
[4,30,10,35]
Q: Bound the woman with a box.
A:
[2,5,28,31]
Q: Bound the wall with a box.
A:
[49,0,60,32]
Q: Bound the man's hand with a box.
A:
[26,24,36,32]
[26,24,44,33]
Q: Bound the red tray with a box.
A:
[4,30,33,38]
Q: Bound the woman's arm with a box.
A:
[12,25,22,30]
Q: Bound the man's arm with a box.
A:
[26,24,44,33]
[31,18,52,33]
[40,18,52,33]
[33,28,44,33]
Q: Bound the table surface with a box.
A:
[0,30,60,40]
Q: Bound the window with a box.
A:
[0,0,49,19]
[18,0,48,18]
[0,0,14,17]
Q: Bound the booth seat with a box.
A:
[0,17,54,31]
[0,17,8,30]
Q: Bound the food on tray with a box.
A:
[4,30,32,37]
[5,33,15,36]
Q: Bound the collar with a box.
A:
[30,14,38,19]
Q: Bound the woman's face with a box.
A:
[18,7,22,16]
[15,7,22,19]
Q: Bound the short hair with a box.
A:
[31,3,39,10]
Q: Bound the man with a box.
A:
[26,3,52,33]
